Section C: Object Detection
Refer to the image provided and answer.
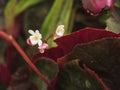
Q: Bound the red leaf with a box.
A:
[5,45,14,69]
[33,46,64,61]
[55,28,119,54]
[33,28,119,61]
[84,65,110,90]
[0,64,11,86]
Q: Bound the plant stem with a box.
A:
[0,31,49,86]
[44,32,55,43]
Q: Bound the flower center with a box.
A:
[34,35,39,40]
[57,29,62,33]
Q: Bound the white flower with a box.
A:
[54,25,64,39]
[38,43,48,53]
[27,30,42,46]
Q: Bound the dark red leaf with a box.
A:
[63,38,120,90]
[33,46,64,61]
[33,28,119,61]
[55,28,119,54]
[5,45,14,69]
[0,64,11,86]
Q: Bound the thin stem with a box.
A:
[44,32,55,43]
[0,31,49,85]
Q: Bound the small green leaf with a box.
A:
[31,58,59,90]
[56,60,103,90]
[106,7,120,33]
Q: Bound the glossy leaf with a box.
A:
[64,38,120,90]
[55,60,105,90]
[33,46,64,61]
[31,58,59,90]
[34,28,119,61]
[55,28,119,54]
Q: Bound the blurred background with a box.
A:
[0,0,115,89]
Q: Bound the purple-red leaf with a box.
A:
[0,64,11,86]
[55,60,109,90]
[63,37,120,90]
[55,28,119,54]
[81,0,115,15]
[33,28,119,61]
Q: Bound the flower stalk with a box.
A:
[0,31,49,86]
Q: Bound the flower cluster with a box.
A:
[27,25,64,53]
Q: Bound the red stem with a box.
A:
[44,32,55,43]
[0,31,49,85]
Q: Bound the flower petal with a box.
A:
[35,30,42,39]
[38,40,42,46]
[56,25,64,36]
[28,30,34,35]
[30,36,38,45]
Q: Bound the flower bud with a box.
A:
[82,0,115,15]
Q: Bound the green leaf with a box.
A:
[40,0,73,47]
[31,58,59,90]
[66,37,120,90]
[56,60,103,90]
[115,0,120,7]
[14,0,43,16]
[106,7,120,33]
[4,0,43,33]
[4,0,17,33]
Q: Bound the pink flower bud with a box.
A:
[26,38,32,45]
[82,0,115,15]
[38,43,48,53]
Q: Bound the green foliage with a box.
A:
[31,58,59,90]
[14,0,43,16]
[106,7,120,33]
[4,0,43,33]
[115,0,120,7]
[56,60,103,90]
[40,0,73,47]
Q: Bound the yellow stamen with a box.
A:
[34,35,39,40]
[57,29,62,33]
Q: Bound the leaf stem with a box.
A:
[0,31,49,86]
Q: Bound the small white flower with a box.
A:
[54,25,64,39]
[38,43,48,53]
[27,30,42,46]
